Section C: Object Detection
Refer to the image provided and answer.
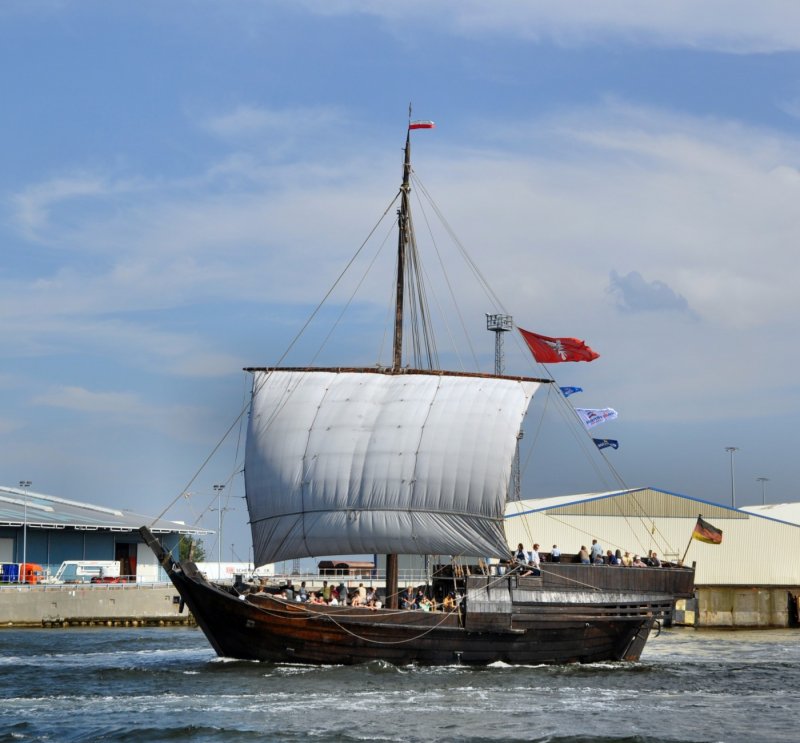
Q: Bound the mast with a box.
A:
[392,129,412,370]
[385,127,413,609]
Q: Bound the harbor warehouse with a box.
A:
[505,488,800,628]
[0,485,211,627]
[0,485,208,582]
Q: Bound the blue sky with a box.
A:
[3,1,800,565]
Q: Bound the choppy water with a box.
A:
[0,626,797,742]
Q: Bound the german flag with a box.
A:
[692,515,723,544]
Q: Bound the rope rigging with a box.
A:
[151,124,684,601]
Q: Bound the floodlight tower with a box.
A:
[486,314,523,500]
[486,313,513,376]
[19,480,31,581]
[211,484,226,580]
[756,476,769,505]
[725,447,739,508]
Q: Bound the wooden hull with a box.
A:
[169,567,657,665]
[141,528,692,666]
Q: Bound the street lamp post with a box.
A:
[724,447,739,508]
[212,484,225,580]
[19,480,31,583]
[756,477,769,505]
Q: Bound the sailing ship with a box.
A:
[141,121,694,665]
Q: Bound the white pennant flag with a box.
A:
[575,408,618,429]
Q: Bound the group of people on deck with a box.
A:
[510,539,668,573]
[513,542,543,576]
[399,587,459,611]
[273,580,461,611]
[578,540,665,567]
[274,580,383,608]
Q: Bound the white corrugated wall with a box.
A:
[505,488,800,586]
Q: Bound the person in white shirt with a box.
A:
[529,543,541,575]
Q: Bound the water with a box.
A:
[1,626,797,742]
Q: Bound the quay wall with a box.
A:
[0,583,194,628]
[675,587,800,628]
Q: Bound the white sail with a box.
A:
[245,369,540,566]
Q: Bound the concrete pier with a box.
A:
[0,583,194,628]
[674,587,800,628]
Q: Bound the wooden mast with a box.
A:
[393,128,411,371]
[385,126,413,610]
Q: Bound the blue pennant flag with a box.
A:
[559,386,583,397]
[593,438,619,451]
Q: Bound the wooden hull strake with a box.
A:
[141,527,693,666]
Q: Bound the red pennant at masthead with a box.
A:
[409,120,435,130]
[518,327,599,364]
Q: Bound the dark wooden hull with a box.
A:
[141,528,693,666]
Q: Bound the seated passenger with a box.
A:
[515,559,533,576]
[443,592,458,611]
[400,587,416,609]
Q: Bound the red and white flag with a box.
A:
[409,120,435,130]
[518,327,599,364]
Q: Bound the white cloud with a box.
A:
[0,418,20,435]
[30,384,215,443]
[201,104,347,140]
[33,386,145,415]
[9,171,159,248]
[12,174,110,240]
[0,298,244,378]
[607,270,695,316]
[299,0,800,53]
